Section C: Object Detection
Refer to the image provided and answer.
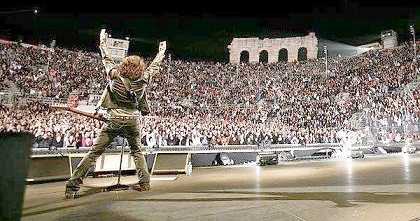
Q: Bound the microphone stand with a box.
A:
[105,140,130,191]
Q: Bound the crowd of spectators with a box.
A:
[0,40,419,148]
[0,42,103,98]
[359,82,420,144]
[0,102,104,148]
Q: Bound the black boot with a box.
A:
[132,182,150,192]
[65,178,83,199]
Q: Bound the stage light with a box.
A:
[409,25,417,61]
[323,45,328,77]
[410,25,415,34]
[0,7,40,15]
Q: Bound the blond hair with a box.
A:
[118,55,145,80]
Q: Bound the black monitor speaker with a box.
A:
[0,132,33,221]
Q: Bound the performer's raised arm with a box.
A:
[141,41,166,83]
[99,29,117,76]
[95,29,118,112]
[131,41,166,94]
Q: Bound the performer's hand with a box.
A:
[159,41,166,53]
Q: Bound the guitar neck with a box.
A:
[62,107,107,122]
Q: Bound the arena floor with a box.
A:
[22,154,420,221]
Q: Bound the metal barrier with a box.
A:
[30,141,420,159]
[31,143,344,156]
[26,142,420,182]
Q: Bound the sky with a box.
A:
[1,0,417,15]
[0,0,418,60]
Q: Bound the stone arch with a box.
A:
[298,47,308,61]
[228,33,318,64]
[240,50,249,63]
[259,50,268,63]
[278,48,288,62]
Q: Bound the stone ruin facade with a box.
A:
[227,32,318,64]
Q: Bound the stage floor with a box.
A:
[23,154,420,221]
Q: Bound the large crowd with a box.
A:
[0,40,419,148]
[0,102,104,148]
[0,42,103,98]
[360,81,420,143]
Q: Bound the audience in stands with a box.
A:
[0,40,419,147]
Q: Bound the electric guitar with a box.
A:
[50,103,108,122]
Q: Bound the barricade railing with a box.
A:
[31,140,420,157]
[31,143,347,156]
